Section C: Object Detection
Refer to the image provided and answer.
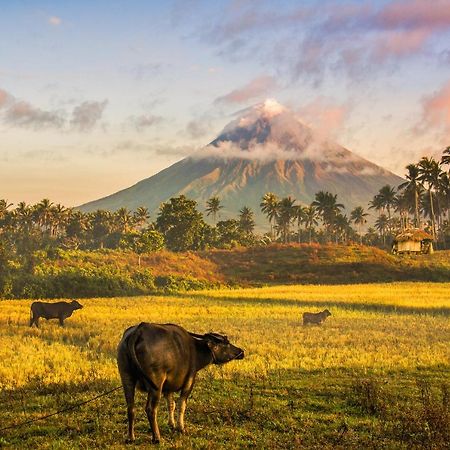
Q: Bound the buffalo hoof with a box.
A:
[125,438,135,444]
[152,438,160,444]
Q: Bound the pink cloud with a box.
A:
[377,0,450,29]
[0,89,9,108]
[373,28,432,61]
[297,97,350,136]
[421,80,450,130]
[214,76,276,104]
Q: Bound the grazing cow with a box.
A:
[303,309,332,325]
[29,300,83,328]
[117,322,244,444]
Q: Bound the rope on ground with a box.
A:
[0,385,122,433]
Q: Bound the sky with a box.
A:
[1,0,449,206]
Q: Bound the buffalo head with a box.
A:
[204,333,244,364]
[71,300,83,310]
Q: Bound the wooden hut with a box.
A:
[392,229,434,254]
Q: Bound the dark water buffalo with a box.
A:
[117,322,244,443]
[303,309,332,325]
[29,300,83,328]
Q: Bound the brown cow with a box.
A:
[303,309,331,325]
[29,300,83,328]
[117,322,244,443]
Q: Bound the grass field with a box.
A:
[0,283,449,449]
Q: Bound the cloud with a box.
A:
[194,1,450,84]
[127,114,163,131]
[214,76,276,104]
[186,118,210,139]
[417,80,450,134]
[0,89,11,108]
[48,16,62,26]
[5,100,65,129]
[297,98,350,138]
[70,100,108,131]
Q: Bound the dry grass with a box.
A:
[0,282,449,448]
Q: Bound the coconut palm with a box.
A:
[311,191,344,240]
[368,194,384,217]
[418,157,442,239]
[275,197,296,243]
[260,192,279,238]
[115,208,133,233]
[205,197,223,224]
[238,206,255,235]
[374,214,389,246]
[376,185,397,220]
[398,164,423,228]
[334,213,351,243]
[293,205,306,243]
[133,207,150,230]
[350,206,369,243]
[441,146,450,167]
[304,205,319,244]
[33,199,54,234]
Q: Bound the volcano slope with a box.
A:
[80,100,402,227]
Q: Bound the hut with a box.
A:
[392,229,434,254]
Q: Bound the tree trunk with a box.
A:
[429,188,436,240]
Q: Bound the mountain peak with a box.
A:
[256,98,286,117]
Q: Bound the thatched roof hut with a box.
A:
[392,228,434,254]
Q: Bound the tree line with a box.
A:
[0,147,449,264]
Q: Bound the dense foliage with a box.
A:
[1,147,449,298]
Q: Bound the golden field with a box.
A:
[0,282,449,449]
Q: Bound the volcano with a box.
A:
[79,100,403,227]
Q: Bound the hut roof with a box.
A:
[394,228,433,242]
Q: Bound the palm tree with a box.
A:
[438,171,450,223]
[418,157,442,239]
[334,213,351,243]
[303,205,319,244]
[115,208,133,233]
[398,164,422,228]
[374,214,389,246]
[311,191,344,241]
[260,193,279,238]
[33,198,54,234]
[377,185,397,220]
[275,197,296,243]
[14,202,33,233]
[205,197,223,224]
[51,204,69,237]
[133,207,150,230]
[293,205,306,243]
[368,194,384,217]
[441,146,450,167]
[350,206,369,244]
[238,206,255,235]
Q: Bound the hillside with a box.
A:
[9,245,449,299]
[79,100,403,227]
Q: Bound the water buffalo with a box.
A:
[303,309,332,325]
[117,322,244,443]
[29,300,83,328]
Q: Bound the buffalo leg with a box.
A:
[59,316,65,327]
[176,390,191,433]
[145,390,161,443]
[166,393,176,428]
[120,376,136,443]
